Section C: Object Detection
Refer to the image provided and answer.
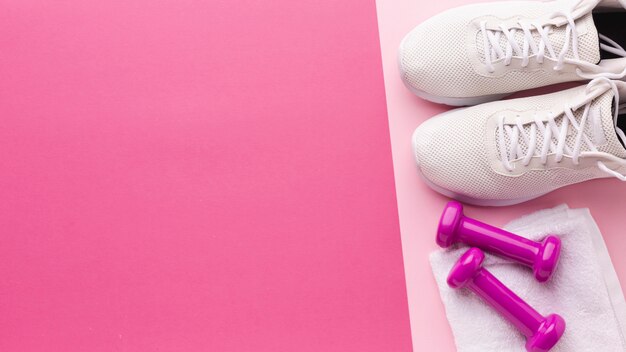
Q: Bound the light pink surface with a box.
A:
[375,0,626,350]
[0,1,412,351]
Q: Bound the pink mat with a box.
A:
[376,0,626,350]
[0,1,412,350]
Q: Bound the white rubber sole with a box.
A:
[397,36,509,106]
[410,126,548,207]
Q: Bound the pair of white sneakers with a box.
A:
[401,0,626,206]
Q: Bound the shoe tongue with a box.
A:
[479,13,601,64]
[576,13,601,64]
[583,89,626,157]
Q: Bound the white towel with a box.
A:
[431,205,626,352]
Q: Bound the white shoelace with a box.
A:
[480,7,626,78]
[480,12,579,73]
[498,78,626,180]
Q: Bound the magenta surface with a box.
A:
[438,201,561,282]
[448,248,566,352]
[0,1,412,351]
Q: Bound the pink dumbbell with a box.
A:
[438,201,561,282]
[448,248,566,352]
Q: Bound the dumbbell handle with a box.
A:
[458,217,540,267]
[469,267,543,337]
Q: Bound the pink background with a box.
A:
[0,1,412,351]
[376,0,626,350]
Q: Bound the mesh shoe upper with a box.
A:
[399,0,602,99]
[412,81,626,204]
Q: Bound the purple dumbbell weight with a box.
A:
[448,248,566,352]
[438,201,561,282]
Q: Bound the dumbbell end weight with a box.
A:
[525,314,566,352]
[437,201,464,248]
[533,236,561,283]
[446,247,484,288]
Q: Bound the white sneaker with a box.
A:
[412,78,626,206]
[399,0,626,106]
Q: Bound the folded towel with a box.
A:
[431,205,626,351]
